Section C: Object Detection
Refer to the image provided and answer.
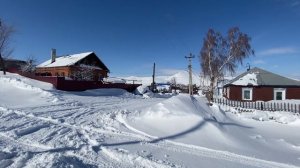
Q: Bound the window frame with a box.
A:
[273,88,286,100]
[242,88,253,101]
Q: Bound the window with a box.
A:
[274,88,286,100]
[242,88,253,100]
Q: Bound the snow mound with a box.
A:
[0,77,52,97]
[230,108,300,124]
[141,95,213,118]
[0,72,58,107]
[123,95,234,150]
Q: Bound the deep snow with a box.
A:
[0,72,300,168]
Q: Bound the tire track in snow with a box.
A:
[101,146,174,168]
[1,105,178,168]
[116,114,300,168]
[0,133,109,168]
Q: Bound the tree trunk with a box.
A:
[207,76,215,105]
[0,54,6,75]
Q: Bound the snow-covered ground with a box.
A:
[0,72,300,168]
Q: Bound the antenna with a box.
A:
[185,53,195,95]
[246,63,251,71]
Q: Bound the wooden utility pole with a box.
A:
[151,63,156,92]
[185,53,195,95]
[0,19,5,75]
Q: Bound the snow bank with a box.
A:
[123,95,234,150]
[227,106,300,124]
[0,73,58,107]
[141,95,212,118]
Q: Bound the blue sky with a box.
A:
[0,0,300,77]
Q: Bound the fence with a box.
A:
[213,98,300,113]
[16,72,141,92]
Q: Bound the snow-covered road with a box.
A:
[0,73,300,168]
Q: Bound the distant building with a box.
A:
[223,67,300,101]
[214,78,230,98]
[1,59,27,73]
[35,49,109,81]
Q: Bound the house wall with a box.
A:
[35,67,71,76]
[225,86,241,100]
[36,66,108,80]
[225,85,300,101]
[287,88,300,99]
[253,87,273,101]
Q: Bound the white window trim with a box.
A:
[273,88,286,100]
[242,88,253,101]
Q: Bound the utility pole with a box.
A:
[185,53,195,95]
[151,62,156,92]
[0,19,5,75]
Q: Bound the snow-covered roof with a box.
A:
[231,73,258,86]
[226,67,300,86]
[37,52,94,68]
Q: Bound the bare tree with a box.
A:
[200,27,254,102]
[21,55,37,73]
[0,19,15,75]
[71,65,97,81]
[169,77,177,93]
[169,77,177,86]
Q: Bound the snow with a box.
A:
[122,70,203,86]
[0,71,300,168]
[37,52,93,68]
[232,72,258,86]
[104,77,127,84]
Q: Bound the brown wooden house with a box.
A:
[35,49,109,81]
[223,67,300,101]
[2,59,27,72]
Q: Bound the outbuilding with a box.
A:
[223,67,300,101]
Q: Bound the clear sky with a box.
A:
[0,0,300,77]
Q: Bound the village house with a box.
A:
[1,59,27,73]
[35,49,109,81]
[223,67,300,101]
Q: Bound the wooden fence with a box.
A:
[213,98,300,113]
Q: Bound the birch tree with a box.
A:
[0,19,15,75]
[200,27,254,102]
[21,55,37,73]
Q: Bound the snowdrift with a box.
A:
[124,95,236,150]
[0,73,58,107]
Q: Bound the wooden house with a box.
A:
[223,67,300,101]
[1,59,27,73]
[35,49,109,81]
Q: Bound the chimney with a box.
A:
[51,48,56,63]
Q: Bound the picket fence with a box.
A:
[213,98,300,113]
